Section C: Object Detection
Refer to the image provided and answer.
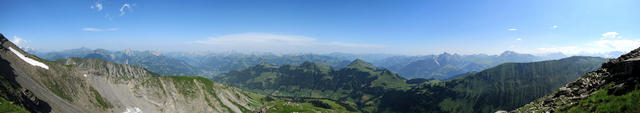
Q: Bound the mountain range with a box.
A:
[372,51,549,80]
[35,48,567,80]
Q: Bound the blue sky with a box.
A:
[1,0,639,55]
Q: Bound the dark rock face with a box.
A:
[514,47,640,112]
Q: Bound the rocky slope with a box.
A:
[514,47,640,112]
[0,34,257,113]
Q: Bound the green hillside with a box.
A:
[215,59,410,112]
[216,56,606,113]
[382,56,606,113]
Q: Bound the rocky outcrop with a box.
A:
[513,47,640,112]
[63,58,153,79]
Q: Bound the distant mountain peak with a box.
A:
[124,48,134,56]
[439,52,452,57]
[346,59,376,70]
[349,59,371,65]
[500,50,518,56]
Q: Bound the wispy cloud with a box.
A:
[90,3,103,11]
[193,33,384,53]
[82,27,119,32]
[516,38,522,41]
[11,36,30,46]
[552,25,558,29]
[508,28,518,31]
[601,32,619,39]
[119,3,133,16]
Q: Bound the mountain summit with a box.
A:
[346,58,376,70]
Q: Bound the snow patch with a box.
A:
[8,47,49,70]
[432,56,440,66]
[122,107,142,113]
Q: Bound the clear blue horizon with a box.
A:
[1,0,639,55]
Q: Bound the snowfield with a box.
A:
[123,107,142,113]
[8,47,49,70]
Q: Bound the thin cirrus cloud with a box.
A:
[82,27,119,32]
[90,3,103,11]
[89,2,134,20]
[119,3,133,16]
[508,28,518,31]
[552,25,558,29]
[193,33,384,53]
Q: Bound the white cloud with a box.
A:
[82,27,119,32]
[193,33,383,53]
[516,38,522,41]
[552,25,558,29]
[592,39,640,52]
[601,32,619,39]
[531,32,640,57]
[195,33,315,46]
[327,42,382,48]
[534,46,581,55]
[508,28,518,31]
[120,3,132,16]
[11,36,30,46]
[91,3,103,11]
[534,40,640,57]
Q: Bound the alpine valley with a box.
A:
[4,0,640,112]
[6,33,640,113]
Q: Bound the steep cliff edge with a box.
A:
[514,47,640,112]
